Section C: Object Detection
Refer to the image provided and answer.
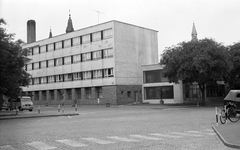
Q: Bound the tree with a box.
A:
[227,42,240,89]
[0,18,31,109]
[160,38,230,106]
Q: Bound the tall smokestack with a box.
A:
[27,20,36,43]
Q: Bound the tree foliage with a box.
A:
[227,42,240,89]
[160,38,230,106]
[0,18,30,102]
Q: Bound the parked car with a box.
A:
[7,96,34,111]
[224,90,240,109]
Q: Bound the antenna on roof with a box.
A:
[92,10,104,24]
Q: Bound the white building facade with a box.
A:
[22,20,158,105]
[142,64,184,104]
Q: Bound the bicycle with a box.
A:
[219,102,240,124]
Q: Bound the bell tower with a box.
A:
[191,23,198,42]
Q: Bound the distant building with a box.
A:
[22,17,158,105]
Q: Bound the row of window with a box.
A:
[27,87,102,100]
[26,48,113,71]
[29,29,113,55]
[30,68,114,85]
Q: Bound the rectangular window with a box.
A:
[73,37,80,46]
[73,54,81,63]
[40,61,47,69]
[48,43,54,51]
[33,47,39,55]
[76,88,81,99]
[92,32,101,42]
[55,75,63,82]
[33,62,39,70]
[40,45,46,53]
[93,70,102,79]
[82,53,91,61]
[41,77,47,84]
[144,70,169,83]
[48,76,55,83]
[206,85,225,97]
[145,86,174,100]
[83,71,92,80]
[73,72,81,80]
[93,51,102,60]
[55,41,62,50]
[64,74,72,82]
[64,39,71,48]
[103,48,113,58]
[104,68,114,77]
[27,64,32,71]
[64,56,71,65]
[34,78,40,84]
[85,87,91,99]
[103,29,113,39]
[48,59,54,67]
[127,91,131,98]
[95,87,102,98]
[82,34,90,44]
[55,58,63,66]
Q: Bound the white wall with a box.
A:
[114,21,158,85]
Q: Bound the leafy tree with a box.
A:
[227,42,240,89]
[160,38,230,106]
[0,18,30,109]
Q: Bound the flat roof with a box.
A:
[23,20,158,47]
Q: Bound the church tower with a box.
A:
[66,12,74,33]
[191,23,197,42]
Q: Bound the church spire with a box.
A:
[49,27,52,38]
[191,22,197,42]
[66,10,74,33]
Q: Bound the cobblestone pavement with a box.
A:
[0,106,235,150]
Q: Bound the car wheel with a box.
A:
[29,109,33,112]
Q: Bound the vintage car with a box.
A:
[224,90,240,109]
[7,96,34,111]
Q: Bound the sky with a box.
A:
[1,0,240,60]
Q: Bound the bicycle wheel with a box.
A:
[228,108,240,123]
[220,110,227,124]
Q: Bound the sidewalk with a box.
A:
[212,120,240,149]
[0,105,79,120]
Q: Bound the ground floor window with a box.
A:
[207,84,225,97]
[95,87,102,98]
[145,86,174,100]
[75,88,81,99]
[185,84,200,99]
[85,87,91,99]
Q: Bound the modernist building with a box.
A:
[142,23,226,104]
[22,16,158,105]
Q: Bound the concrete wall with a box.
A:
[116,85,142,105]
[114,21,158,86]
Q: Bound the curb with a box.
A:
[0,113,79,120]
[212,125,240,149]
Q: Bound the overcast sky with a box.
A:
[1,0,240,59]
